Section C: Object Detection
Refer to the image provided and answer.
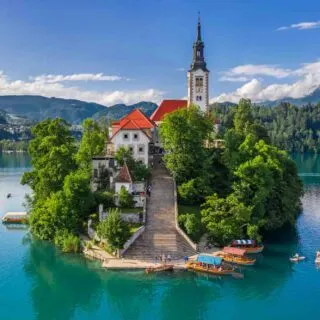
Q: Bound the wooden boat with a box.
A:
[315,252,320,264]
[290,256,306,262]
[2,212,28,224]
[231,240,264,254]
[145,264,174,274]
[187,254,235,276]
[217,247,256,266]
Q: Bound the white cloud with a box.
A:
[219,76,250,82]
[30,73,129,83]
[220,64,292,82]
[0,71,164,105]
[277,21,320,31]
[212,60,320,103]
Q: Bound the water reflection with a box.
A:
[24,239,103,320]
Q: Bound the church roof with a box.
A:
[116,163,133,184]
[150,100,188,122]
[111,108,155,138]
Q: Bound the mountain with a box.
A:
[261,88,320,107]
[92,101,158,123]
[0,95,158,124]
[0,95,106,124]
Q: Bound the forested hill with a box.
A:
[213,102,320,153]
[0,95,158,124]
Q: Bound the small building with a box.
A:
[114,163,145,208]
[110,109,155,166]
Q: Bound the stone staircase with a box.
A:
[123,156,196,260]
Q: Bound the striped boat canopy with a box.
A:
[223,247,246,256]
[232,240,255,245]
[197,254,222,265]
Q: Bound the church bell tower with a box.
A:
[188,14,209,112]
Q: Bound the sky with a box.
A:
[0,0,320,106]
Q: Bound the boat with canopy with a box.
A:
[217,247,256,266]
[187,254,235,276]
[230,240,264,254]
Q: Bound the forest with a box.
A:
[212,102,320,153]
[160,101,304,245]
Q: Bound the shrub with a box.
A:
[178,178,212,205]
[95,191,115,208]
[54,229,80,253]
[97,208,131,250]
[178,213,203,242]
[119,186,134,208]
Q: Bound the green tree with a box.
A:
[76,118,105,170]
[160,105,212,183]
[115,146,135,167]
[118,186,134,208]
[21,118,77,202]
[97,208,131,250]
[201,193,253,245]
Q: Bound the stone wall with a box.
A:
[173,179,198,251]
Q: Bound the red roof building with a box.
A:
[111,108,155,138]
[116,163,133,184]
[150,100,188,123]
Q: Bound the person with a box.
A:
[184,256,188,263]
[294,253,299,258]
[167,254,171,262]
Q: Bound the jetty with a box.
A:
[2,212,27,223]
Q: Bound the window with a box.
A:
[138,145,145,154]
[93,169,98,178]
[196,96,202,101]
[129,145,134,153]
[133,133,139,141]
[195,77,203,87]
[197,50,200,57]
[123,133,129,140]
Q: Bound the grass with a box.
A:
[129,223,143,235]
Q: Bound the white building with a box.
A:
[110,109,155,166]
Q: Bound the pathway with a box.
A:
[123,156,196,260]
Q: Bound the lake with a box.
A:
[0,152,319,320]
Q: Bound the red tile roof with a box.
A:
[116,163,133,183]
[150,100,188,122]
[111,109,155,138]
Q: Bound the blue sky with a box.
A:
[0,0,320,105]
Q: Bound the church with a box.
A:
[151,15,209,124]
[92,16,211,187]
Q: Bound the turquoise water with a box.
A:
[0,152,320,320]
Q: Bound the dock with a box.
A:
[2,212,28,223]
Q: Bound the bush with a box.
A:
[119,186,134,208]
[178,213,203,242]
[178,177,212,205]
[97,208,131,250]
[54,229,80,253]
[95,191,115,208]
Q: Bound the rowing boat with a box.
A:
[290,256,306,262]
[217,247,256,266]
[231,239,264,254]
[187,254,235,276]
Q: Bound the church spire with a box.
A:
[197,12,202,42]
[190,13,208,72]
